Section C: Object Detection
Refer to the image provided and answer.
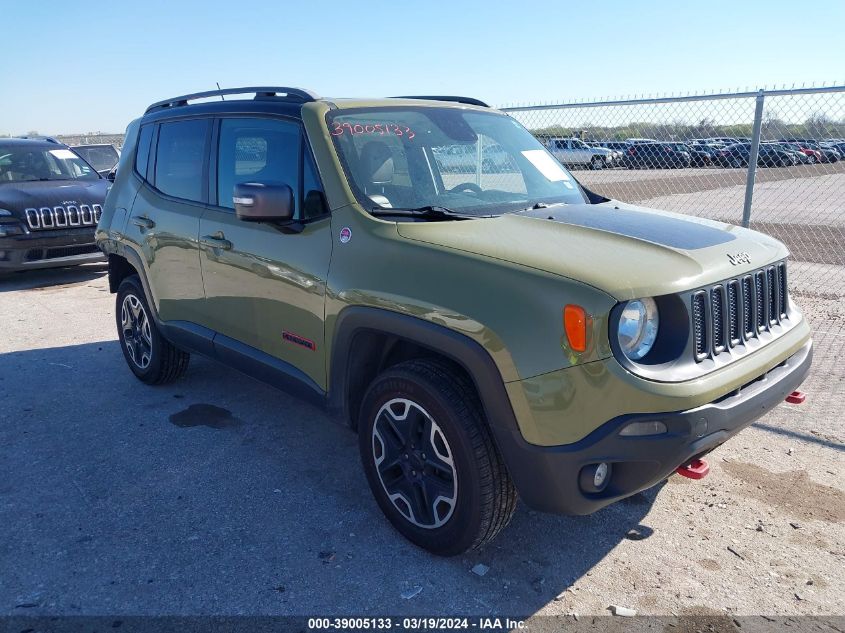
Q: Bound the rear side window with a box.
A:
[217,118,300,212]
[135,125,153,178]
[154,119,209,202]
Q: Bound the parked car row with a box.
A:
[575,136,843,169]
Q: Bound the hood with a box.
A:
[396,201,789,300]
[0,179,110,216]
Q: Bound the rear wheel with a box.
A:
[358,359,516,556]
[590,156,605,170]
[116,275,190,384]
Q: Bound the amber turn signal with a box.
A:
[564,304,587,352]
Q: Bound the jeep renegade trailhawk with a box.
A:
[97,87,812,555]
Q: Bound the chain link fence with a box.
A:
[53,133,125,148]
[502,86,844,417]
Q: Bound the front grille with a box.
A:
[691,262,789,362]
[24,204,102,231]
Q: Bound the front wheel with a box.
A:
[358,359,516,556]
[590,156,605,170]
[116,275,190,384]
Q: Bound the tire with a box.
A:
[808,155,817,164]
[358,359,517,556]
[116,275,190,384]
[590,156,605,170]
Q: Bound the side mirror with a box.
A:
[106,168,117,182]
[233,182,294,223]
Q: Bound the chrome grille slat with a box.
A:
[778,262,788,317]
[755,270,766,331]
[711,285,725,354]
[22,204,101,231]
[53,206,68,227]
[742,275,754,338]
[727,280,741,346]
[767,266,778,326]
[692,262,789,363]
[40,207,54,228]
[692,291,708,359]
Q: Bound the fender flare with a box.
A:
[328,305,519,435]
[329,306,552,502]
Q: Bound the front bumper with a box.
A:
[0,228,104,271]
[495,340,812,514]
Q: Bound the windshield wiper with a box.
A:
[370,205,492,220]
[513,201,558,213]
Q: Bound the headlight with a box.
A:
[617,297,659,360]
[0,223,24,237]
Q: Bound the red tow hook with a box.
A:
[785,390,806,404]
[676,458,710,480]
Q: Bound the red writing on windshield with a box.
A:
[331,122,416,140]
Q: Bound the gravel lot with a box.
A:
[1,264,843,620]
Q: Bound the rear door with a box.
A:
[126,118,209,324]
[198,116,332,389]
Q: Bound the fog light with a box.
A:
[579,462,612,493]
[594,462,609,487]
[619,420,668,437]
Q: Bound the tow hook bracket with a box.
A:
[785,390,806,404]
[676,458,710,480]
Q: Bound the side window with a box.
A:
[217,118,300,213]
[135,124,153,179]
[154,119,208,202]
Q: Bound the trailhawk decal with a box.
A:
[282,331,316,351]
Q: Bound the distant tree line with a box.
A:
[527,112,845,142]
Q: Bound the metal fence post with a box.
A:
[742,90,766,228]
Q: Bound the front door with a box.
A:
[198,116,332,389]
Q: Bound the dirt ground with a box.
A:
[0,264,842,621]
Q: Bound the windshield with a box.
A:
[0,146,99,183]
[327,107,586,215]
[72,146,119,172]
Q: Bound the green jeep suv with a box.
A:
[96,87,812,555]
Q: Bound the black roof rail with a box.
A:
[391,95,490,108]
[145,86,320,114]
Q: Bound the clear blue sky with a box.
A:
[2,0,842,135]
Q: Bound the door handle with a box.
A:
[201,232,233,251]
[131,216,155,229]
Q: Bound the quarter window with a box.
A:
[154,119,209,202]
[135,124,153,178]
